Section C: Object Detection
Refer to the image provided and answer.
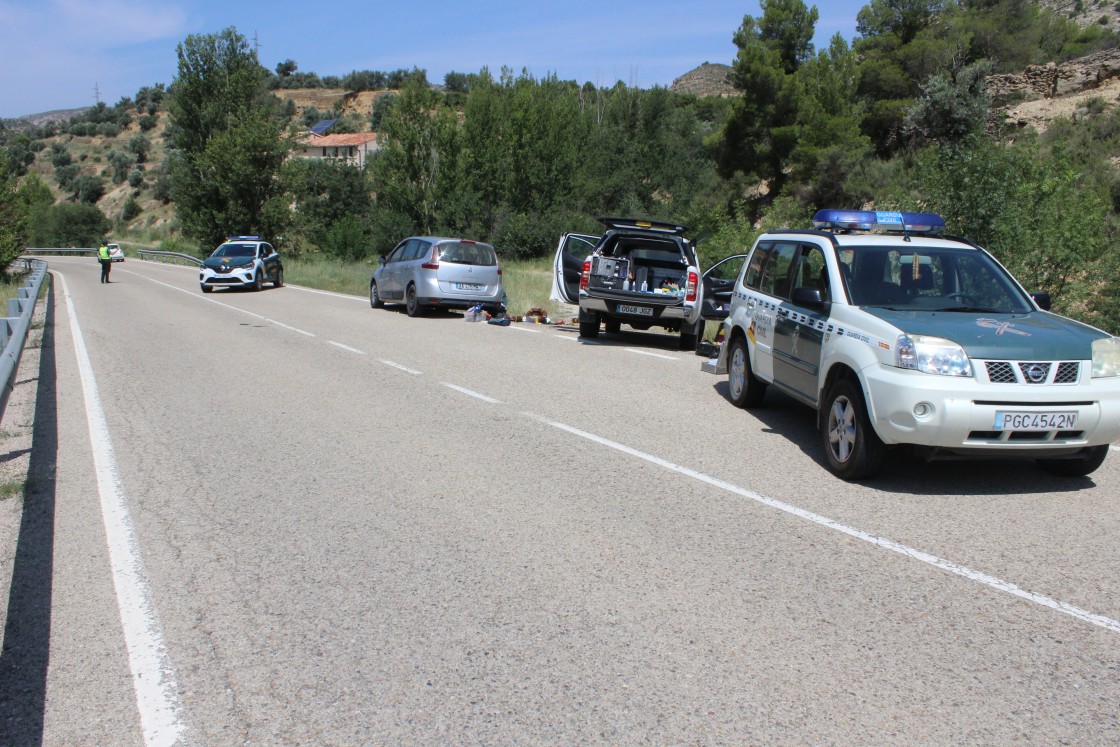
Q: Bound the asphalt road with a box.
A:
[2,256,1118,745]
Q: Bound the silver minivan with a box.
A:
[370,237,504,317]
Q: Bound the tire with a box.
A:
[405,284,425,317]
[727,335,766,408]
[604,318,621,334]
[822,377,885,481]
[578,308,600,339]
[200,284,212,294]
[1036,445,1109,477]
[370,280,384,308]
[253,271,263,292]
[273,268,284,288]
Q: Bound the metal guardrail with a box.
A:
[135,250,202,266]
[0,259,48,425]
[22,248,95,256]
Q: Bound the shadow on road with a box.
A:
[710,380,1103,497]
[0,276,58,744]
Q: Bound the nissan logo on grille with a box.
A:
[1025,364,1047,383]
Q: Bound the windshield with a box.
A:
[839,245,1032,313]
[212,244,256,258]
[437,242,496,266]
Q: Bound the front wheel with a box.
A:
[822,378,885,481]
[252,271,263,292]
[200,284,212,294]
[273,268,284,288]
[1036,445,1109,477]
[727,335,765,408]
[370,280,384,308]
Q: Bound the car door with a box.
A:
[379,240,411,299]
[772,243,830,405]
[551,233,599,304]
[259,243,278,281]
[701,254,747,320]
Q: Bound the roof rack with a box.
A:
[812,210,945,235]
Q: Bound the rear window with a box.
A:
[437,241,496,266]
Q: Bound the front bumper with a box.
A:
[861,361,1120,454]
[200,267,256,287]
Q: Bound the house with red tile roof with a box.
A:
[295,132,380,169]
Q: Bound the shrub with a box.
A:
[120,196,141,223]
[71,174,105,204]
[128,169,144,188]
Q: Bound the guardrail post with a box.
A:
[0,318,15,349]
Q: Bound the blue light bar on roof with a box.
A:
[227,235,261,241]
[812,210,945,235]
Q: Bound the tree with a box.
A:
[372,81,458,234]
[0,153,28,271]
[276,59,298,78]
[71,175,105,204]
[905,59,993,145]
[712,3,811,194]
[168,27,291,248]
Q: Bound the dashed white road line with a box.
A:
[124,270,316,337]
[58,271,188,746]
[380,359,422,375]
[442,383,502,404]
[328,341,366,355]
[522,410,1120,636]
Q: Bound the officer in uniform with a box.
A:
[98,240,112,283]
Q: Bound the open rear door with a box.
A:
[551,233,599,304]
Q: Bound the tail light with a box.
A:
[421,246,440,270]
[579,260,591,290]
[685,270,699,302]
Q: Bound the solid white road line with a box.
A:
[379,359,422,375]
[123,271,316,337]
[58,272,188,745]
[626,348,678,360]
[523,411,1120,636]
[507,325,542,334]
[442,383,503,404]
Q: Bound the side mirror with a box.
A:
[791,286,827,311]
[1030,291,1052,311]
[378,256,387,266]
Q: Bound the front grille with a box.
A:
[967,430,1086,442]
[983,360,1080,385]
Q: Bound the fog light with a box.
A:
[913,402,934,418]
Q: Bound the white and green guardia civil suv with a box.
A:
[707,209,1120,481]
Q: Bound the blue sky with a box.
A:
[0,0,867,118]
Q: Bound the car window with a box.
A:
[743,242,772,290]
[405,240,430,262]
[789,245,829,302]
[438,242,496,266]
[840,246,1031,311]
[757,242,799,298]
[706,255,745,281]
[214,244,255,258]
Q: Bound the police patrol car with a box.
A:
[707,209,1120,480]
[199,236,284,293]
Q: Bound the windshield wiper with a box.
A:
[932,306,1002,313]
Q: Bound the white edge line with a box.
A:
[58,271,188,745]
[555,335,578,341]
[523,411,1120,636]
[122,269,316,337]
[442,383,502,404]
[286,283,367,302]
[328,341,366,355]
[507,325,543,334]
[379,359,422,375]
[1110,444,1119,452]
[626,348,678,360]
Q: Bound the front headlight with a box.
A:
[896,334,973,377]
[1092,336,1120,378]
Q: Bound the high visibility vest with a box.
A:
[99,245,111,260]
